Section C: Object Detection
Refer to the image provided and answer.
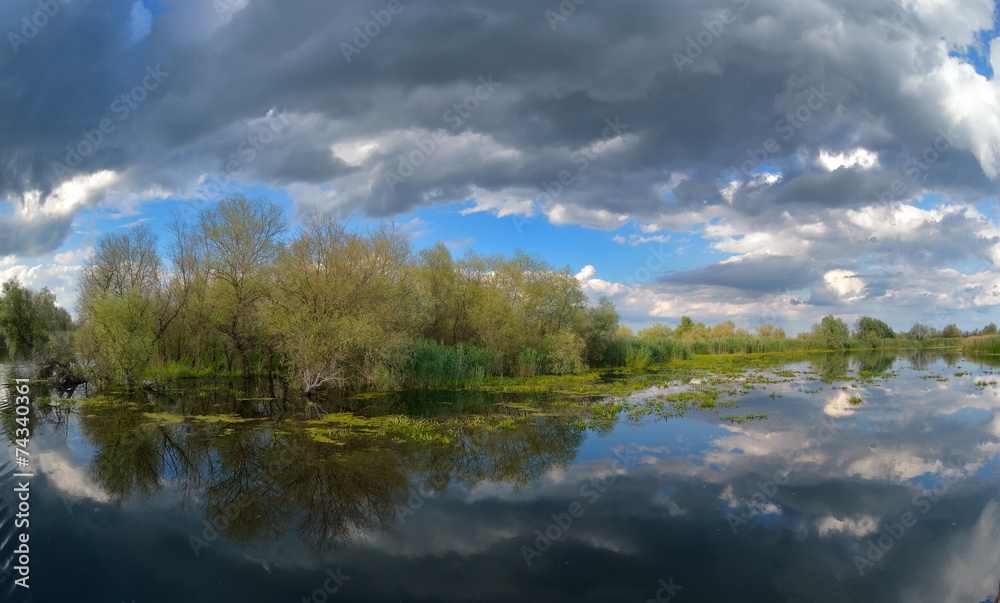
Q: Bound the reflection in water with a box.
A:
[6,350,1000,602]
[60,388,588,552]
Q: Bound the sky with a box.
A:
[1,0,1000,334]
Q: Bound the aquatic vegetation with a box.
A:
[721,413,767,424]
[964,335,1000,356]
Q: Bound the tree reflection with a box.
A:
[71,396,586,552]
[810,353,849,382]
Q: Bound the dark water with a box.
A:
[2,350,1000,602]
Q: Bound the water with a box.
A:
[2,351,1000,602]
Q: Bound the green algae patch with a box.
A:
[188,414,258,423]
[143,412,184,425]
[721,413,768,424]
[348,391,394,400]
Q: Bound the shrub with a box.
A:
[543,329,587,375]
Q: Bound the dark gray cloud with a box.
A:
[663,254,818,293]
[0,0,998,261]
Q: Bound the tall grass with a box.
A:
[407,339,498,387]
[515,347,543,377]
[964,335,1000,355]
[624,345,652,372]
[688,337,829,355]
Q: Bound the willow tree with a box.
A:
[264,214,414,393]
[0,280,70,358]
[76,225,164,386]
[199,194,285,377]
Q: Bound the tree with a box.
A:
[709,320,736,338]
[542,329,587,375]
[854,316,895,347]
[77,226,165,385]
[0,280,70,358]
[81,224,161,296]
[941,323,963,338]
[906,322,932,341]
[76,289,158,387]
[817,315,850,350]
[755,324,786,339]
[264,215,415,392]
[577,297,620,366]
[638,323,673,339]
[674,316,706,340]
[984,323,997,335]
[200,194,286,377]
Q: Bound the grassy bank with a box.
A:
[136,336,973,394]
[964,335,1000,355]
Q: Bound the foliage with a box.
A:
[941,323,963,338]
[515,347,543,378]
[542,329,587,375]
[0,279,71,358]
[624,344,652,372]
[815,315,850,350]
[408,339,497,387]
[964,335,1000,355]
[854,316,896,347]
[76,289,158,387]
[906,322,933,340]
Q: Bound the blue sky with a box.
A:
[2,0,1000,335]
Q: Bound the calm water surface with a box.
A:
[3,350,1000,603]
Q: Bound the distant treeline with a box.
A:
[2,194,996,391]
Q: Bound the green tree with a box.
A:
[0,280,69,358]
[984,323,997,335]
[76,225,166,385]
[577,297,620,366]
[854,316,896,347]
[638,323,673,339]
[755,324,786,339]
[76,289,158,387]
[200,194,286,377]
[709,320,736,338]
[906,322,932,341]
[941,323,963,338]
[817,315,850,350]
[264,215,414,392]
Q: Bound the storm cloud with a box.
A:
[1,0,999,324]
